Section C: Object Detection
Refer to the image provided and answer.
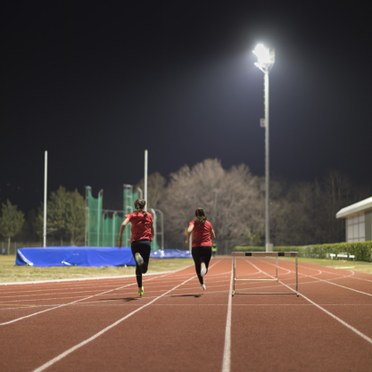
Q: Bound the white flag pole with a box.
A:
[43,151,48,247]
[144,149,148,211]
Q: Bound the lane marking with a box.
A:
[310,276,372,297]
[0,262,218,325]
[270,263,372,345]
[0,270,184,325]
[229,259,372,351]
[0,282,136,326]
[300,291,372,345]
[296,267,372,297]
[221,260,233,372]
[0,266,192,286]
[33,275,195,372]
[265,260,372,297]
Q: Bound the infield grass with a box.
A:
[0,255,193,283]
[1,255,371,283]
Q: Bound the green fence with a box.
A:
[85,185,159,249]
[85,186,103,246]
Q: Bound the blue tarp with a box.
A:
[15,247,192,267]
[151,249,192,259]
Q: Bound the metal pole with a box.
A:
[155,209,164,250]
[112,211,117,247]
[43,151,48,248]
[97,190,103,246]
[137,187,143,199]
[232,254,236,296]
[253,44,274,253]
[150,208,157,249]
[295,254,299,293]
[264,70,271,252]
[144,149,148,210]
[85,186,91,246]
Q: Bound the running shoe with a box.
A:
[138,286,145,297]
[200,262,207,276]
[134,252,144,266]
[201,284,206,291]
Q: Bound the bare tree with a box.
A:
[270,171,369,245]
[160,159,263,251]
[315,171,364,243]
[271,181,317,245]
[135,172,166,209]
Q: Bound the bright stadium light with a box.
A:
[253,43,275,252]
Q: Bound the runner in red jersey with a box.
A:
[186,208,216,291]
[118,199,154,297]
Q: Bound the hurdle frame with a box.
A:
[232,251,299,297]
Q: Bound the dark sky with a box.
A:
[2,1,372,213]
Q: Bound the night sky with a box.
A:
[2,1,372,214]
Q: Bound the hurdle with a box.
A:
[232,251,299,297]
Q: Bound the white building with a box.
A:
[336,196,372,242]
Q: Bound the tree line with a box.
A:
[142,159,370,252]
[1,159,370,252]
[0,187,85,253]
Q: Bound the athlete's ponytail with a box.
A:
[134,199,147,217]
[195,208,207,224]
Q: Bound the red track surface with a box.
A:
[1,257,372,371]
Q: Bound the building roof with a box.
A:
[336,196,372,219]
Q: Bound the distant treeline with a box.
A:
[1,159,371,252]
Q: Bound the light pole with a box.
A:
[253,43,275,252]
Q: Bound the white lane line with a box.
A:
[296,267,372,297]
[0,282,136,326]
[0,266,191,286]
[0,271,181,326]
[0,262,217,326]
[311,276,372,296]
[32,275,195,372]
[299,264,354,279]
[0,275,134,286]
[265,261,372,297]
[221,260,234,372]
[300,291,372,345]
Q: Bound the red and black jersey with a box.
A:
[126,211,153,243]
[189,219,214,247]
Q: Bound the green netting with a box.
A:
[113,212,123,246]
[86,187,122,247]
[85,185,158,249]
[85,186,103,246]
[101,213,111,247]
[123,184,134,248]
[100,212,124,247]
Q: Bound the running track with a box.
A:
[1,257,372,371]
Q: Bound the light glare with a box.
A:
[253,43,271,64]
[253,43,275,71]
